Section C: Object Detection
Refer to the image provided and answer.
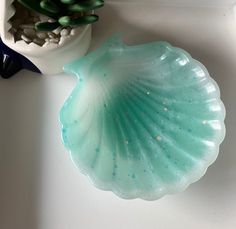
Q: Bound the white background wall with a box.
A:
[107,0,236,7]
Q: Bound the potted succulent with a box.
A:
[0,0,104,75]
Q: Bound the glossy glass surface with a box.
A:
[60,35,225,200]
[0,38,40,78]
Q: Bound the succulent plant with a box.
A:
[17,0,104,31]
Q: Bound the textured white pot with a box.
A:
[0,0,92,75]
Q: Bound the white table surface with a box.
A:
[0,1,236,229]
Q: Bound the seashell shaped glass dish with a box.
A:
[60,35,226,200]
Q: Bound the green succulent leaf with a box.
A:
[18,0,104,32]
[68,0,104,12]
[60,0,76,4]
[58,15,99,26]
[35,22,60,31]
[17,0,56,17]
[40,0,60,14]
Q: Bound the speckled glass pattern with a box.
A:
[60,35,225,200]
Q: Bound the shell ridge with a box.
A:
[90,106,105,170]
[123,80,219,168]
[101,80,153,192]
[121,87,191,182]
[119,87,185,184]
[116,93,165,192]
[115,107,140,191]
[127,77,222,128]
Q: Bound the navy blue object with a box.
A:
[0,38,41,79]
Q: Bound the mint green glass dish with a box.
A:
[60,35,225,200]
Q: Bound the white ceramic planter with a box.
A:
[0,0,92,75]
